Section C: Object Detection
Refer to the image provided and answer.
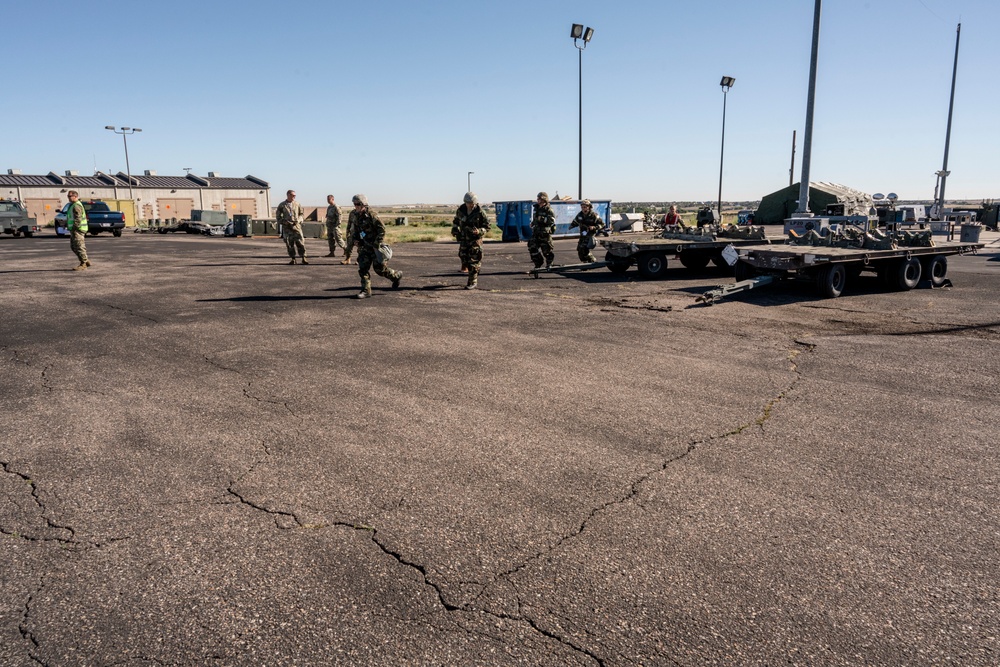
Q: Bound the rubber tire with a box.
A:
[636,252,668,280]
[734,260,756,282]
[12,230,21,238]
[90,230,100,236]
[679,253,710,271]
[113,229,122,237]
[816,263,847,298]
[892,257,922,291]
[23,231,33,237]
[604,251,631,275]
[924,255,947,287]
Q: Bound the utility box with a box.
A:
[104,199,139,227]
[493,199,611,242]
[233,214,252,237]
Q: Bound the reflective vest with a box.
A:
[67,201,88,233]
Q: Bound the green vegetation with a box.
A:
[374,206,502,243]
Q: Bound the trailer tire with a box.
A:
[924,255,947,287]
[816,263,847,298]
[636,252,668,280]
[891,257,922,290]
[679,253,710,271]
[604,251,631,274]
[734,260,756,282]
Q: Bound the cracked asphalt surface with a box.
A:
[2,230,998,666]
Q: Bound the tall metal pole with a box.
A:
[937,23,961,216]
[467,171,474,192]
[578,46,583,201]
[122,134,133,202]
[717,88,728,217]
[789,130,797,187]
[795,0,822,215]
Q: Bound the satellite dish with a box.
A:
[872,193,885,200]
[887,192,898,201]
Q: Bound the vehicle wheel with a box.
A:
[679,253,710,271]
[90,230,100,236]
[604,251,631,275]
[636,252,668,280]
[734,260,756,282]
[924,255,947,287]
[815,263,847,298]
[113,229,122,237]
[24,231,33,237]
[158,228,167,234]
[891,257,922,290]
[12,230,21,238]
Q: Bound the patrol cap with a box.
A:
[352,194,368,206]
[464,192,478,205]
[537,191,549,202]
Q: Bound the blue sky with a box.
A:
[8,0,997,205]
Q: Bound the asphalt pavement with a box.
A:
[1,230,998,666]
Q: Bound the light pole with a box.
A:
[105,126,142,202]
[717,76,735,221]
[467,171,474,192]
[571,23,594,201]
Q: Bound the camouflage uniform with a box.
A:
[325,203,346,255]
[351,205,401,296]
[66,198,90,269]
[451,203,491,287]
[276,199,307,262]
[342,213,358,263]
[570,208,603,263]
[528,201,556,269]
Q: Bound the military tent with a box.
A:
[754,182,874,224]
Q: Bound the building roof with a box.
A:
[0,171,269,190]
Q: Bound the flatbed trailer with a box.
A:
[698,239,983,302]
[593,228,788,280]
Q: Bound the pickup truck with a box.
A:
[0,199,41,237]
[55,200,126,237]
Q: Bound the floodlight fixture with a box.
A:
[571,24,583,39]
[720,76,736,90]
[717,76,736,218]
[583,27,594,42]
[571,23,596,200]
[104,125,143,202]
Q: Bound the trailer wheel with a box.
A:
[604,251,631,274]
[924,255,947,287]
[845,263,864,282]
[734,260,756,282]
[679,253,710,271]
[816,263,847,298]
[891,257,922,290]
[636,252,668,280]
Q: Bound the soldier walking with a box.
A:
[324,194,346,257]
[350,194,402,299]
[451,192,491,289]
[569,199,602,263]
[276,189,308,264]
[65,190,91,271]
[527,191,556,269]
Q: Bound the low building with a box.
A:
[0,169,271,226]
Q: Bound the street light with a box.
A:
[105,126,142,202]
[571,23,594,201]
[467,171,474,192]
[717,76,735,221]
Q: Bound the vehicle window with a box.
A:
[0,202,22,213]
[84,202,111,212]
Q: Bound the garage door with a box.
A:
[157,198,194,221]
[24,198,62,226]
[224,198,257,217]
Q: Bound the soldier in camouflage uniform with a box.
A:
[340,202,358,265]
[451,192,491,289]
[349,194,402,299]
[527,191,556,269]
[65,190,91,270]
[569,199,602,263]
[276,189,308,264]
[324,194,346,257]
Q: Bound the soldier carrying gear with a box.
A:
[348,193,402,298]
[569,199,603,263]
[451,191,491,289]
[527,192,556,269]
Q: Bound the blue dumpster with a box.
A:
[493,200,612,241]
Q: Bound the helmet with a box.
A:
[352,194,368,206]
[581,199,592,207]
[537,191,549,203]
[463,192,478,205]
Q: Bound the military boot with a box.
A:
[466,271,478,290]
[391,272,402,289]
[288,258,297,265]
[73,264,87,271]
[85,260,92,267]
[340,257,353,265]
[300,257,309,265]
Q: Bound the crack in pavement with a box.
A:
[81,299,160,324]
[18,576,47,666]
[221,343,811,665]
[242,381,298,418]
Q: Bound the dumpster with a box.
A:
[493,199,611,242]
